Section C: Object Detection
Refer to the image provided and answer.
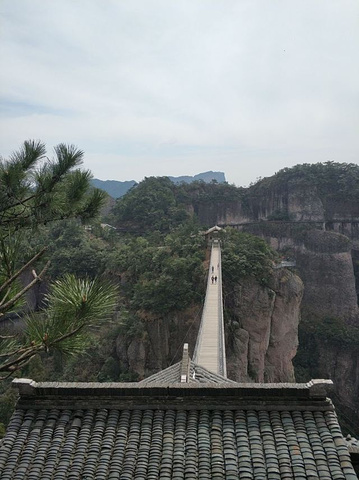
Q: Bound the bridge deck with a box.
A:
[194,241,226,377]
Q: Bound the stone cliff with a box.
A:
[241,224,359,433]
[192,167,359,241]
[225,269,303,383]
[116,305,202,380]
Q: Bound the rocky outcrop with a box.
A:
[115,306,202,380]
[294,230,358,323]
[238,224,359,431]
[193,180,359,241]
[316,341,359,433]
[265,270,304,381]
[225,269,303,383]
[245,227,359,324]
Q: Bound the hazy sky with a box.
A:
[1,1,358,187]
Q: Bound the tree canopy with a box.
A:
[248,161,359,201]
[112,176,189,232]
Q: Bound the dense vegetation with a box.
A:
[221,229,276,289]
[113,227,206,316]
[111,177,189,232]
[248,161,359,202]
[0,175,277,380]
[110,176,244,232]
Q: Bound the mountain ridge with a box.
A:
[91,171,226,198]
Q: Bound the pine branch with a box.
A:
[0,261,50,316]
[50,322,86,345]
[0,193,38,214]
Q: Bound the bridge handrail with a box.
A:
[217,243,227,377]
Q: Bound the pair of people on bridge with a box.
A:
[211,275,218,284]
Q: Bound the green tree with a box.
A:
[111,224,206,317]
[0,140,106,316]
[0,140,117,378]
[221,230,276,288]
[38,220,108,280]
[112,176,189,232]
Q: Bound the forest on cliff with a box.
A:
[1,161,359,438]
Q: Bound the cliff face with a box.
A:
[259,228,358,324]
[293,230,358,323]
[239,225,359,431]
[188,171,359,433]
[116,305,202,379]
[245,184,327,222]
[194,181,359,240]
[316,341,359,431]
[226,269,303,383]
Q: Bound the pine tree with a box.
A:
[0,140,118,378]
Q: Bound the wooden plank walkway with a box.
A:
[194,241,227,377]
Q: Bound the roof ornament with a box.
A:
[180,343,190,383]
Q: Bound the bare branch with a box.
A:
[0,344,35,358]
[0,344,44,373]
[0,260,50,316]
[0,371,15,381]
[0,247,47,295]
[13,354,37,371]
[0,287,11,307]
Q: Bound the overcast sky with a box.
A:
[1,1,358,187]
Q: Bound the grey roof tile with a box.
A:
[0,381,357,479]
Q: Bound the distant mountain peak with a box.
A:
[168,171,226,184]
[91,171,226,198]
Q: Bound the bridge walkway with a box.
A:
[193,240,227,377]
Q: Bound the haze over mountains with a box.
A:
[91,171,226,198]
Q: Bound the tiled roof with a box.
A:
[204,225,223,234]
[0,379,357,479]
[139,360,238,385]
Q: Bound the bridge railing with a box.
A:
[217,242,227,377]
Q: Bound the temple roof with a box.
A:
[0,378,357,479]
[204,225,223,235]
